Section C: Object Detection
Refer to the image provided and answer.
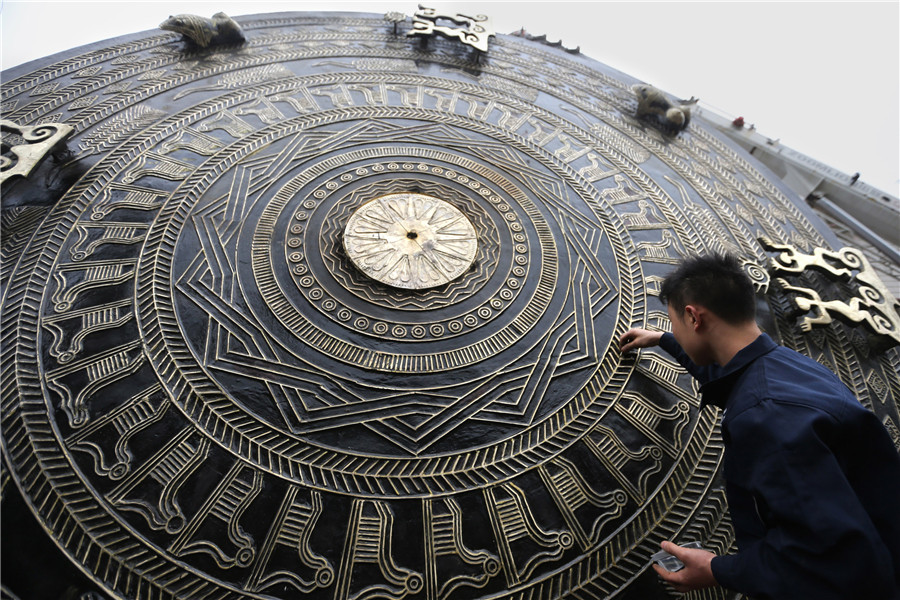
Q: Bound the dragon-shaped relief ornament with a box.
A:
[760,236,900,351]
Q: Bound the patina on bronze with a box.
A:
[1,9,898,600]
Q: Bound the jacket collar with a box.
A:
[699,333,778,409]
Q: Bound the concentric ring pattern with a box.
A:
[2,12,898,600]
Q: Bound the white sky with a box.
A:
[1,1,898,197]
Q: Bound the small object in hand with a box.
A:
[651,541,704,572]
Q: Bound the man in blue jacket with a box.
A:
[619,253,900,599]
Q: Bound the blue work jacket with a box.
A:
[659,332,900,599]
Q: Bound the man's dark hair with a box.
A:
[659,253,756,324]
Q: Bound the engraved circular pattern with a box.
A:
[343,193,478,290]
[300,172,504,312]
[144,102,633,482]
[282,162,524,344]
[248,131,557,369]
[1,13,887,600]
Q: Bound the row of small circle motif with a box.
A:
[309,162,523,228]
[287,252,525,337]
[286,163,530,340]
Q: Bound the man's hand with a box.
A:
[619,328,663,353]
[652,541,718,593]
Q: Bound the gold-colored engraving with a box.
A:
[621,200,666,229]
[169,461,263,568]
[614,392,691,457]
[3,12,895,600]
[525,119,559,147]
[103,81,133,94]
[335,500,423,600]
[484,483,574,586]
[107,428,210,534]
[866,369,888,404]
[423,498,500,599]
[1,206,48,279]
[761,237,900,349]
[885,416,900,448]
[50,259,136,312]
[78,106,166,157]
[644,309,671,333]
[233,96,287,125]
[43,298,133,363]
[90,184,169,220]
[577,153,618,183]
[664,174,753,259]
[553,133,591,163]
[172,64,291,99]
[346,57,417,72]
[270,86,320,113]
[343,193,478,289]
[73,65,102,78]
[69,222,148,261]
[583,424,663,503]
[0,119,73,184]
[635,230,684,264]
[313,83,356,108]
[643,275,664,297]
[678,490,736,557]
[247,487,334,593]
[35,112,65,125]
[196,110,255,137]
[44,340,144,428]
[539,457,627,550]
[66,384,168,480]
[636,352,701,403]
[158,128,225,156]
[598,174,647,205]
[29,82,60,96]
[68,95,98,110]
[743,259,771,294]
[121,153,194,184]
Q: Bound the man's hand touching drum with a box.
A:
[619,328,663,353]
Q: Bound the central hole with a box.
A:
[407,231,418,240]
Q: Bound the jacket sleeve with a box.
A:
[709,400,898,599]
[657,332,716,385]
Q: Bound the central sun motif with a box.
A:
[343,193,478,289]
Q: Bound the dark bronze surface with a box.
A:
[2,11,898,600]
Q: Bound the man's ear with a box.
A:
[684,305,703,331]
